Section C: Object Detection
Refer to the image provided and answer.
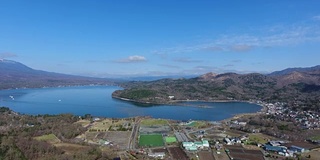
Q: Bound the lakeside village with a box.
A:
[63,100,320,160]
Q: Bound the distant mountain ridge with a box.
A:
[0,59,113,89]
[0,59,35,74]
[269,65,320,76]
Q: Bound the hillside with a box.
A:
[0,59,113,89]
[113,66,320,110]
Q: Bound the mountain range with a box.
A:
[0,59,113,89]
[113,65,320,110]
[268,65,320,76]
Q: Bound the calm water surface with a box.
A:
[0,86,261,121]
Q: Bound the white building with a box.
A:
[182,140,210,151]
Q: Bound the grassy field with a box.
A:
[34,133,61,144]
[54,143,90,154]
[310,135,320,141]
[165,136,177,143]
[75,119,91,127]
[225,129,246,137]
[139,134,164,147]
[246,133,270,144]
[89,119,132,131]
[194,121,207,128]
[141,119,168,126]
[90,119,112,131]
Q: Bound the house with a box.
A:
[268,141,284,146]
[93,117,100,121]
[278,151,291,157]
[288,145,305,153]
[238,122,247,126]
[263,145,286,153]
[232,137,241,144]
[224,138,232,145]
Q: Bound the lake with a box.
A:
[0,86,262,121]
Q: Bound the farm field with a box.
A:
[90,119,112,131]
[198,151,215,160]
[168,147,188,160]
[226,145,264,160]
[247,133,273,144]
[139,125,171,134]
[84,131,99,140]
[141,119,168,126]
[75,119,91,127]
[139,134,164,147]
[104,131,131,149]
[193,121,207,128]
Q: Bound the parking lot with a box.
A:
[174,132,189,142]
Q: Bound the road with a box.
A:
[127,117,141,150]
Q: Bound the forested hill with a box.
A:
[0,107,112,159]
[0,59,113,89]
[112,66,320,110]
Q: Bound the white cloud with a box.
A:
[152,22,320,55]
[115,55,147,63]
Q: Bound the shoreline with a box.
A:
[112,95,261,105]
[112,95,267,122]
[221,103,267,123]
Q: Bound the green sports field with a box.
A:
[139,134,164,147]
[165,136,177,143]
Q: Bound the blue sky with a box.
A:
[0,0,320,77]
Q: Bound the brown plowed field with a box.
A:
[168,147,188,160]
